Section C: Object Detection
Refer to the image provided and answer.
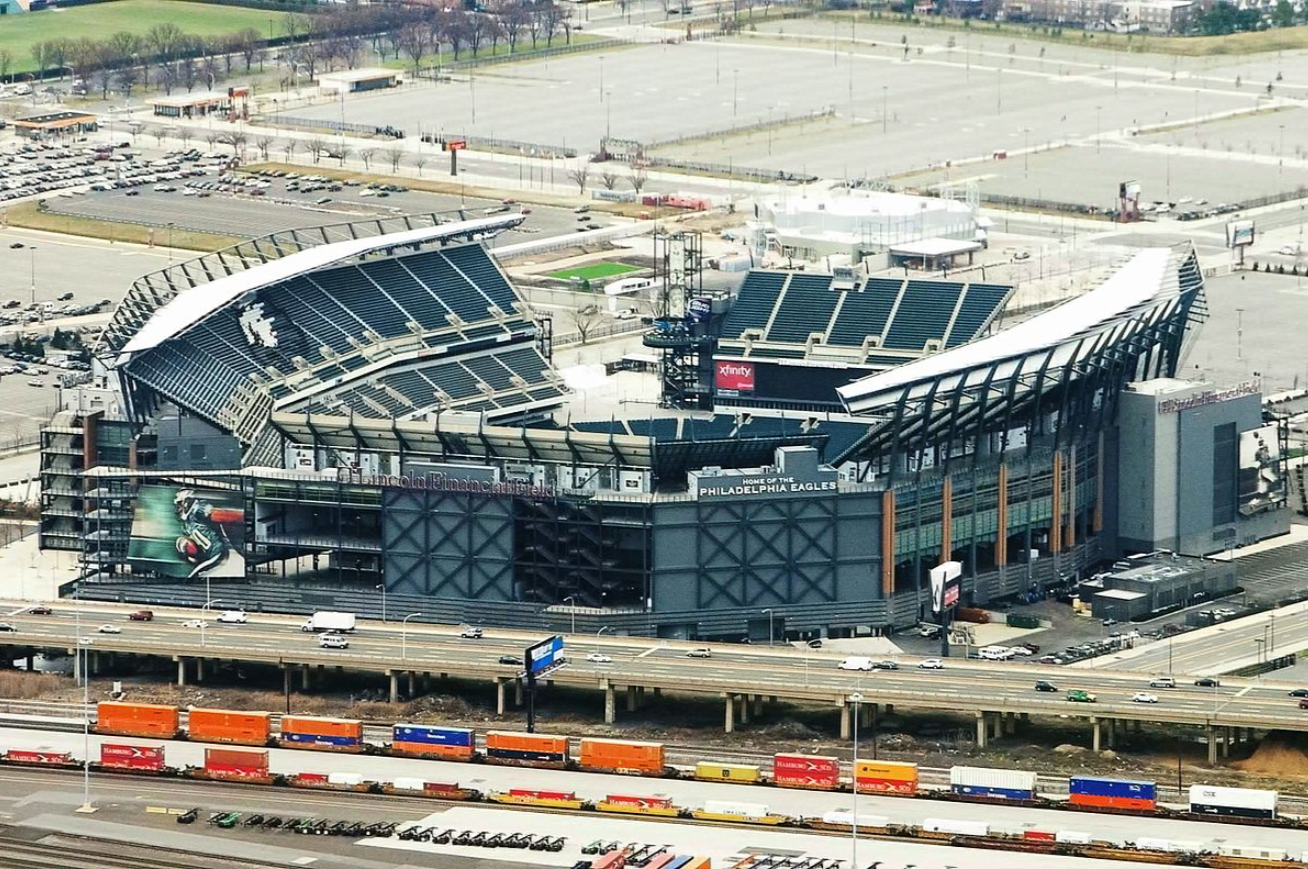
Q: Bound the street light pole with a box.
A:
[376,583,387,623]
[564,596,577,635]
[29,246,36,309]
[401,612,422,662]
[761,608,774,646]
[850,691,863,869]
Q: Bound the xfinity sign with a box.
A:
[715,360,755,393]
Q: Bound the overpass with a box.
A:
[2,600,1306,764]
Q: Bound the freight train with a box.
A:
[0,741,1301,869]
[87,702,1292,827]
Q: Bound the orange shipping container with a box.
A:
[484,731,569,766]
[279,715,364,750]
[95,702,180,738]
[578,738,665,775]
[187,708,271,746]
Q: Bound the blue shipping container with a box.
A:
[282,732,360,747]
[952,784,1035,801]
[392,725,474,747]
[487,747,566,763]
[1070,776,1157,800]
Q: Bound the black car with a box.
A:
[8,242,23,249]
[1194,677,1221,688]
[1289,689,1308,698]
[498,654,520,666]
[0,623,16,632]
[1034,680,1058,692]
[176,808,199,825]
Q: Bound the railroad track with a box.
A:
[0,832,288,869]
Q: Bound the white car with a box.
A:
[918,658,945,670]
[216,610,247,624]
[319,633,349,649]
[686,648,712,659]
[77,636,92,645]
[459,626,484,639]
[1132,692,1159,704]
[838,656,874,671]
[96,624,121,634]
[586,652,613,664]
[181,619,206,629]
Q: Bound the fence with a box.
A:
[642,155,817,184]
[554,317,647,347]
[273,116,405,139]
[643,107,835,151]
[414,38,621,75]
[425,133,576,160]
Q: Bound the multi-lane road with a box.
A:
[4,600,1308,749]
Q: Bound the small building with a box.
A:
[150,87,251,120]
[1090,553,1237,622]
[12,110,98,139]
[0,0,29,14]
[889,237,984,271]
[316,68,401,96]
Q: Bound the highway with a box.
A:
[2,724,1306,866]
[4,601,1308,748]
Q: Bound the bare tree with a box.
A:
[384,145,405,173]
[358,146,378,170]
[336,144,353,167]
[627,164,649,195]
[179,127,193,149]
[0,49,14,81]
[398,23,431,73]
[204,132,220,153]
[413,153,429,176]
[306,137,327,164]
[567,162,590,194]
[600,170,619,190]
[218,130,247,157]
[255,135,275,161]
[569,304,603,345]
[281,139,299,162]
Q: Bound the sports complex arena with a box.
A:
[40,211,1290,640]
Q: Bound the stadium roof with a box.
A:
[118,213,525,361]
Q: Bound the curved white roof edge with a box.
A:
[117,213,525,362]
[838,247,1182,412]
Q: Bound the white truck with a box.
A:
[300,611,357,633]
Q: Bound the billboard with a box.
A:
[128,484,245,580]
[1226,220,1255,248]
[715,360,755,393]
[930,561,962,614]
[688,297,711,322]
[1239,425,1285,515]
[526,635,565,677]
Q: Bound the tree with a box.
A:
[414,153,429,176]
[567,162,590,194]
[255,135,274,161]
[398,23,431,72]
[600,170,618,190]
[30,42,49,79]
[238,28,262,71]
[569,304,603,344]
[0,49,14,81]
[1273,0,1294,26]
[205,132,220,153]
[627,164,649,195]
[384,145,405,173]
[218,131,247,157]
[281,139,299,162]
[358,147,378,170]
[336,144,353,167]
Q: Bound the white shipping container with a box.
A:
[702,800,768,818]
[820,810,889,827]
[1219,845,1287,861]
[1135,838,1172,853]
[1055,831,1093,845]
[327,772,364,786]
[923,818,989,836]
[391,777,426,792]
[1188,785,1277,813]
[949,766,1038,793]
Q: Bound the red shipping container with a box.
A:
[204,747,268,779]
[100,743,165,771]
[296,772,329,783]
[6,750,71,765]
[510,788,575,800]
[773,754,839,790]
[423,782,463,794]
[1023,831,1056,842]
[856,777,917,795]
[1069,793,1156,811]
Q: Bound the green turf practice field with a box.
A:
[548,262,640,282]
[0,1,299,74]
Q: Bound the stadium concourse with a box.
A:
[36,208,1290,642]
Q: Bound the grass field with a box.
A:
[549,262,639,282]
[1,1,297,74]
[380,33,604,72]
[4,200,240,252]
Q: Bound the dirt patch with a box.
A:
[1234,731,1308,778]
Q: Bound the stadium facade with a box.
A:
[41,214,1290,639]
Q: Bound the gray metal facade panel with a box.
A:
[382,488,515,601]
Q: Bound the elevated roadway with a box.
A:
[2,601,1306,760]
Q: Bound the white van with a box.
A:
[837,656,874,671]
[216,610,247,624]
[318,633,349,649]
[979,646,1015,661]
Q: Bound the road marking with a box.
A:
[636,646,662,659]
[1236,686,1253,697]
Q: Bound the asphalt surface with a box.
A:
[0,729,1304,864]
[3,601,1308,732]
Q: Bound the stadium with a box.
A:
[39,211,1290,640]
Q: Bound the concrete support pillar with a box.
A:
[1004,712,1017,735]
[604,683,616,724]
[176,657,186,687]
[840,702,851,741]
[1134,719,1142,734]
[1092,717,1101,753]
[1106,718,1116,749]
[388,670,399,704]
[724,695,735,734]
[25,654,33,671]
[336,665,344,677]
[514,678,523,707]
[301,663,310,691]
[753,694,764,718]
[407,670,415,698]
[72,649,82,683]
[195,657,204,683]
[422,672,431,692]
[626,685,638,713]
[1222,727,1231,758]
[1207,725,1218,765]
[496,678,507,715]
[989,712,1002,740]
[652,687,662,697]
[975,711,988,748]
[883,703,893,715]
[740,694,750,725]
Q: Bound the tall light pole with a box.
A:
[881,85,887,134]
[599,56,604,103]
[850,691,863,868]
[29,246,36,309]
[761,608,774,646]
[564,596,577,635]
[733,68,739,117]
[401,612,422,662]
[376,583,387,623]
[596,625,611,657]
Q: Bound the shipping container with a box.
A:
[682,860,711,869]
[391,777,426,792]
[772,754,840,790]
[327,772,364,786]
[187,708,271,747]
[278,715,364,752]
[700,800,769,819]
[694,761,761,784]
[5,750,72,765]
[923,818,989,836]
[203,747,269,780]
[578,738,665,775]
[950,766,1037,800]
[1219,845,1288,861]
[1135,837,1206,854]
[1068,775,1157,810]
[390,724,475,760]
[597,794,679,816]
[95,702,181,739]
[1056,831,1093,845]
[643,855,677,869]
[491,789,585,809]
[818,810,890,827]
[1022,830,1056,842]
[855,759,919,795]
[663,859,693,869]
[484,731,568,767]
[591,853,626,869]
[99,743,165,772]
[1188,784,1277,819]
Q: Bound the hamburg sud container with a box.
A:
[204,747,269,780]
[578,738,665,775]
[950,766,1037,800]
[484,731,569,767]
[95,702,181,738]
[1069,776,1157,811]
[99,743,165,772]
[1188,785,1277,820]
[278,716,364,752]
[855,760,919,795]
[391,724,474,760]
[772,754,840,790]
[187,708,272,747]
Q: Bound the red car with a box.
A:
[127,610,154,622]
[27,605,52,615]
